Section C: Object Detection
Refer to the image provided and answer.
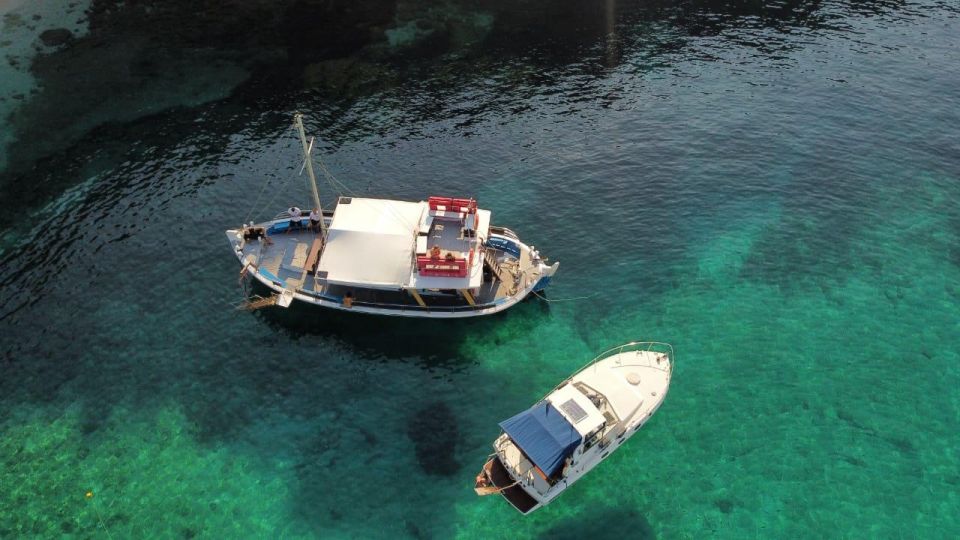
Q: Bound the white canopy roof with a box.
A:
[317,198,425,289]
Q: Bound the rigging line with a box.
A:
[257,163,302,221]
[311,145,436,238]
[316,155,412,235]
[302,160,314,205]
[274,128,316,215]
[311,151,414,230]
[315,154,420,233]
[257,142,311,220]
[244,123,300,223]
[316,154,357,198]
[530,289,597,303]
[311,144,423,234]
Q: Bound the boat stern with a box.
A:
[475,455,542,514]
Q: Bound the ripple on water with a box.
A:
[1,0,959,538]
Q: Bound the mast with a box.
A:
[294,113,326,237]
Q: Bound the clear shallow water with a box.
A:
[1,1,959,538]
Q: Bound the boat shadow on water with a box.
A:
[238,283,556,534]
[244,279,553,365]
[536,507,656,540]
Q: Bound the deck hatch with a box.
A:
[559,399,588,424]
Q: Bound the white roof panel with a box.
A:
[547,384,605,436]
[317,198,425,289]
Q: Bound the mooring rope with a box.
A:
[85,491,114,540]
[530,289,597,303]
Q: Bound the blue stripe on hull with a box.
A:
[486,236,521,258]
[533,276,552,292]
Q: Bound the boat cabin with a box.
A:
[496,382,607,487]
[312,195,491,304]
[494,372,642,499]
[476,344,673,514]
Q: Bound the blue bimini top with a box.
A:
[499,401,582,477]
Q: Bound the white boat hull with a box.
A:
[478,343,673,513]
[226,219,558,318]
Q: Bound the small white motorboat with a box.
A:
[475,341,673,514]
[225,114,559,317]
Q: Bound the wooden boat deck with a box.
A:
[254,227,322,291]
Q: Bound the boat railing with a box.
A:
[588,341,674,369]
[544,341,674,397]
[489,226,520,241]
[271,209,334,221]
[295,288,507,313]
[349,300,488,313]
[272,211,303,221]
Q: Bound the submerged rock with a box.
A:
[303,57,394,95]
[406,401,460,476]
[384,2,494,55]
[38,28,74,47]
[1,0,397,184]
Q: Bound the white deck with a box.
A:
[570,350,671,429]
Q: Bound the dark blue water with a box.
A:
[1,1,959,537]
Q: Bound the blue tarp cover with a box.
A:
[486,236,522,258]
[499,402,581,477]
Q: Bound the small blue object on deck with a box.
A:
[267,221,289,235]
[267,219,309,235]
[258,268,282,284]
[486,236,521,258]
[532,276,552,292]
[499,402,581,477]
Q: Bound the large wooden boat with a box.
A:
[225,114,558,317]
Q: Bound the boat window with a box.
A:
[582,426,605,451]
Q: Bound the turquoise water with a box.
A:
[1,1,959,538]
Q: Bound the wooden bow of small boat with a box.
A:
[475,457,524,496]
[475,455,541,513]
[474,458,502,495]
